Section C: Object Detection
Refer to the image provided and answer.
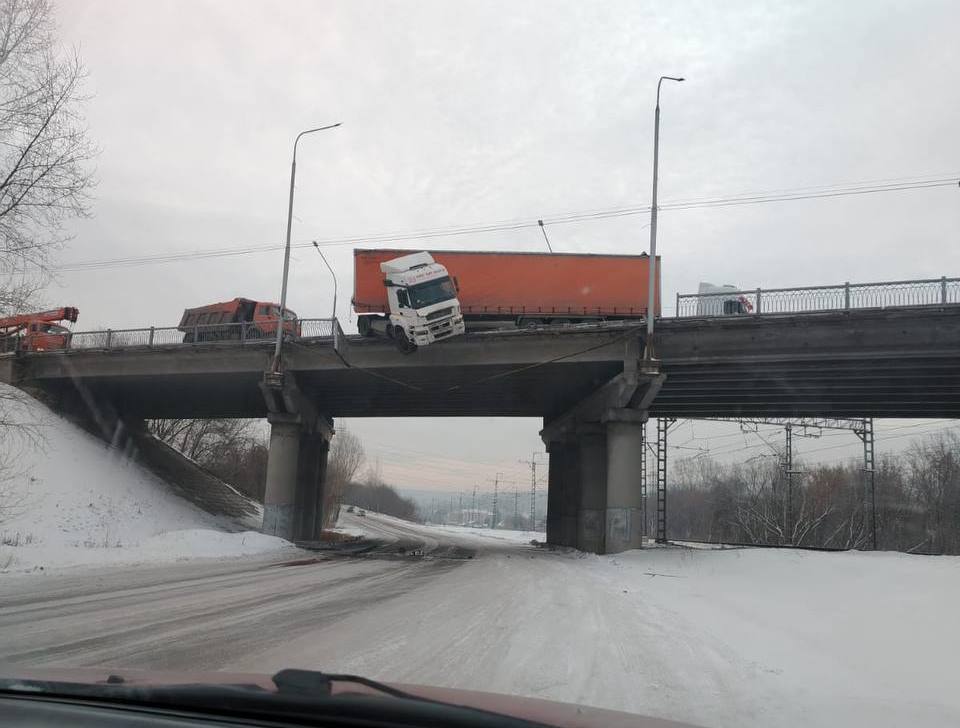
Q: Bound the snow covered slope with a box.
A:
[0,385,296,573]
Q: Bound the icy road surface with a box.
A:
[2,511,958,728]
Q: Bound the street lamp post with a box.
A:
[645,76,683,361]
[272,123,341,371]
[312,241,337,321]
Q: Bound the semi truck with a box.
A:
[178,298,298,342]
[696,282,753,316]
[353,249,659,345]
[352,251,466,350]
[0,307,79,352]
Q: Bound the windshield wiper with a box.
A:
[272,668,420,699]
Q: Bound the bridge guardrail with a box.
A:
[675,277,960,318]
[61,318,340,352]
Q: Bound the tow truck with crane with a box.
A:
[0,307,79,353]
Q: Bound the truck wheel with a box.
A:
[395,328,416,354]
[358,316,372,337]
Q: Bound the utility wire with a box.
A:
[53,174,958,272]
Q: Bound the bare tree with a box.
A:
[323,429,364,527]
[0,0,96,307]
[147,418,258,463]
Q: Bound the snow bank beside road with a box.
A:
[5,529,296,573]
[0,385,294,574]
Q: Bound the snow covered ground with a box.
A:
[242,513,960,728]
[0,385,297,574]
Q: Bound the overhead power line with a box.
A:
[53,173,958,272]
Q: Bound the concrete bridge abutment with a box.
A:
[543,412,646,555]
[262,412,332,542]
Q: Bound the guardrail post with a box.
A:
[755,288,762,315]
[844,282,851,310]
[105,329,112,349]
[66,332,72,350]
[675,292,680,318]
[240,322,247,345]
[148,326,155,347]
[193,324,198,344]
[942,276,948,304]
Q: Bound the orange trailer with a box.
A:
[353,249,659,324]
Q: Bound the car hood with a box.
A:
[0,667,702,728]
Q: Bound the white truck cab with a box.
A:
[362,252,465,349]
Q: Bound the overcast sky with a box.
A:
[52,0,959,491]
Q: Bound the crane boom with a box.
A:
[0,307,79,334]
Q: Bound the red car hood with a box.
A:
[0,667,702,728]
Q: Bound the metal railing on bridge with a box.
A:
[675,276,960,318]
[30,317,345,353]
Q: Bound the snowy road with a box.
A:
[2,512,958,728]
[0,513,471,670]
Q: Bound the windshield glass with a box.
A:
[407,277,456,309]
[268,306,297,320]
[4,4,957,728]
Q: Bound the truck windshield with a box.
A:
[408,277,456,308]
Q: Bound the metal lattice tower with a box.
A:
[518,455,539,529]
[784,424,793,545]
[489,473,501,529]
[655,418,672,543]
[639,421,648,538]
[855,418,877,550]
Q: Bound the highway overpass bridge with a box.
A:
[3,304,960,554]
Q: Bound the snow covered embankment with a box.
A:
[0,385,296,574]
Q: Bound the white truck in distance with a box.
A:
[356,252,465,350]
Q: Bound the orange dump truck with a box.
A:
[352,249,659,332]
[178,298,298,342]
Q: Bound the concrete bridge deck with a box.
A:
[6,306,960,419]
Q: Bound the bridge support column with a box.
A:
[602,411,646,554]
[263,413,333,542]
[293,429,330,542]
[545,440,563,545]
[263,417,300,539]
[545,437,579,547]
[576,424,607,553]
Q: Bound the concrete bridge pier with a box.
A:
[545,437,579,546]
[602,411,646,554]
[543,410,646,554]
[262,412,332,542]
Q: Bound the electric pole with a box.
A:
[488,473,502,529]
[518,454,541,529]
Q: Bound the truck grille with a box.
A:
[428,317,456,339]
[426,307,454,321]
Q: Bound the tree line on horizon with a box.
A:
[660,430,960,555]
